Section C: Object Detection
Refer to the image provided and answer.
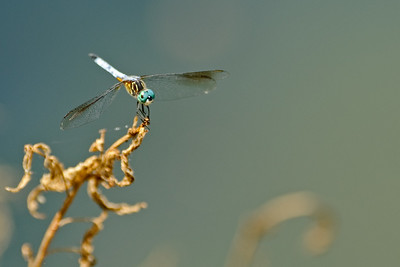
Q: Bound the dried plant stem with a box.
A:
[225,191,336,267]
[31,182,83,267]
[7,116,149,266]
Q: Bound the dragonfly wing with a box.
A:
[141,70,228,101]
[60,82,123,130]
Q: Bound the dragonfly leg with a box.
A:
[136,103,151,126]
[146,105,150,120]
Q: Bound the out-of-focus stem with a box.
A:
[30,181,84,267]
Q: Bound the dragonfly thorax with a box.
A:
[123,78,146,97]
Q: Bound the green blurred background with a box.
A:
[2,0,400,266]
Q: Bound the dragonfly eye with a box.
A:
[137,89,155,105]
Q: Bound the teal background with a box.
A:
[1,0,400,266]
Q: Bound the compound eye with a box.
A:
[137,89,155,105]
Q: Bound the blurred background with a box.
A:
[1,0,400,266]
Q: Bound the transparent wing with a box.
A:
[60,82,123,130]
[140,70,229,101]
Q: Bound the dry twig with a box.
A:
[225,191,336,267]
[6,116,149,267]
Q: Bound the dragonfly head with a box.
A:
[137,89,155,105]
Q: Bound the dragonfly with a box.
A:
[60,53,228,130]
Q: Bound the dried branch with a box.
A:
[6,116,149,267]
[79,211,108,267]
[225,191,336,267]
